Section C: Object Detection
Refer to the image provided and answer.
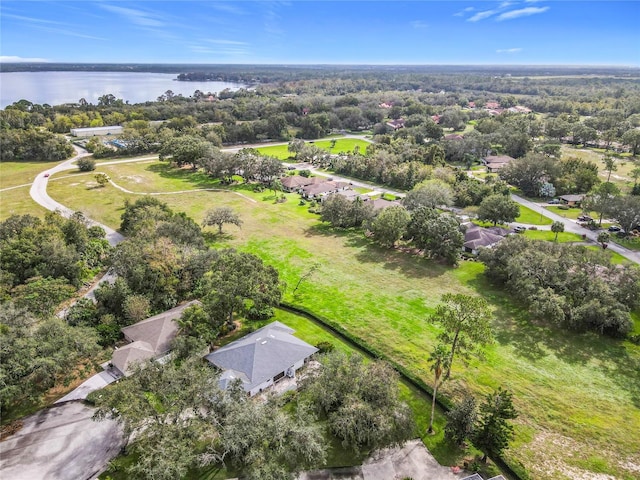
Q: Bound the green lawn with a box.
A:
[0,186,50,220]
[256,138,371,160]
[584,246,631,264]
[0,160,62,190]
[614,235,640,252]
[517,204,553,225]
[522,230,585,242]
[544,206,597,220]
[43,160,640,480]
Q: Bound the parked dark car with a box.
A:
[513,226,526,233]
[608,226,622,232]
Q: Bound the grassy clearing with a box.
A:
[0,160,62,189]
[522,230,585,243]
[0,186,50,220]
[256,138,371,160]
[560,145,639,193]
[517,205,553,225]
[47,161,640,480]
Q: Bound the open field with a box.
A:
[0,185,50,220]
[18,159,640,479]
[560,145,639,193]
[256,138,370,160]
[517,204,553,225]
[0,160,61,190]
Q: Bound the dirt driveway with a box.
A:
[0,401,124,480]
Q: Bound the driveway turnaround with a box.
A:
[0,402,124,480]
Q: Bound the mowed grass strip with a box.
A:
[48,162,640,479]
[516,204,553,225]
[522,230,585,242]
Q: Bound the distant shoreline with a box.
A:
[2,63,639,78]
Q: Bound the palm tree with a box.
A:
[427,344,451,434]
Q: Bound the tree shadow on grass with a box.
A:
[467,275,640,408]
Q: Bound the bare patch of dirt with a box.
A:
[1,420,23,441]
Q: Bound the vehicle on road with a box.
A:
[43,173,50,177]
[513,226,526,233]
[578,214,593,221]
[548,199,560,204]
[608,226,622,232]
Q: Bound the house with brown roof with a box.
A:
[482,155,515,173]
[370,198,403,212]
[559,194,585,207]
[301,180,349,199]
[463,224,508,255]
[386,119,405,130]
[111,300,200,376]
[280,175,320,192]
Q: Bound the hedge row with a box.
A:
[278,302,527,480]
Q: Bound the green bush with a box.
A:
[77,157,96,172]
[315,341,335,353]
[557,204,570,210]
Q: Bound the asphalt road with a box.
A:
[0,402,124,480]
[512,194,640,264]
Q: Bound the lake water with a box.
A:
[0,71,243,109]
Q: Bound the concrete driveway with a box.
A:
[298,439,469,480]
[0,401,124,480]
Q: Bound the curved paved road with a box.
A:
[29,145,125,246]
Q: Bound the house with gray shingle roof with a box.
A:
[111,300,200,376]
[463,224,508,255]
[205,321,318,396]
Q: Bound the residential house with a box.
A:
[330,189,361,201]
[559,194,585,207]
[110,300,200,377]
[205,321,318,396]
[386,119,405,130]
[463,224,508,255]
[280,175,322,192]
[482,155,514,173]
[370,197,403,212]
[301,180,349,199]
[444,133,464,141]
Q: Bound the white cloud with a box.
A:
[496,48,523,54]
[209,3,247,15]
[100,4,164,27]
[2,13,65,26]
[410,20,428,29]
[468,9,498,22]
[0,55,50,63]
[497,6,550,21]
[206,39,249,46]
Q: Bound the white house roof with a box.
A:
[205,321,318,393]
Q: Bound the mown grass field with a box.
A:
[0,160,61,189]
[256,138,371,160]
[516,204,553,225]
[21,159,640,479]
[522,230,585,243]
[544,205,597,220]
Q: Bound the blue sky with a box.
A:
[1,1,638,66]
